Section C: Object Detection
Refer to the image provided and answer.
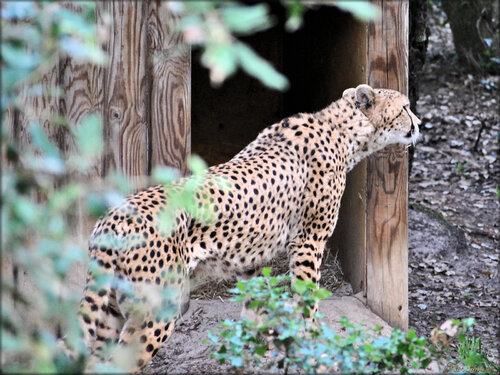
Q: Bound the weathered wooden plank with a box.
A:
[326,15,368,295]
[101,1,149,181]
[2,107,18,146]
[15,62,64,151]
[148,1,191,173]
[366,0,409,330]
[61,60,103,148]
[332,161,367,293]
[60,3,105,246]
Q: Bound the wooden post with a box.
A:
[101,1,149,182]
[148,1,191,174]
[365,0,409,330]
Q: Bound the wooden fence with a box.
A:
[8,1,190,181]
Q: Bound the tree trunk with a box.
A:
[440,0,486,71]
[408,0,429,174]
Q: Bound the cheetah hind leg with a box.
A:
[106,275,187,372]
[78,268,126,372]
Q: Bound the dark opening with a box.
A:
[192,6,366,166]
[191,5,369,293]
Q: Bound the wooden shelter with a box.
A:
[7,1,409,330]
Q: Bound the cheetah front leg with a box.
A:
[289,238,328,318]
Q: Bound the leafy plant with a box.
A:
[456,336,499,372]
[207,268,476,374]
[1,2,110,372]
[453,160,470,177]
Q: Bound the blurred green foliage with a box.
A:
[1,2,111,372]
[171,0,380,89]
[1,2,104,109]
[1,1,379,372]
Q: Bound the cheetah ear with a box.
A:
[342,88,356,104]
[355,84,375,113]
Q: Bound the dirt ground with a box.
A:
[146,7,499,373]
[408,6,499,365]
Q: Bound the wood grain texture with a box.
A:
[60,3,105,243]
[100,1,149,182]
[148,1,191,173]
[2,107,18,146]
[15,62,64,151]
[366,0,409,330]
[61,59,104,175]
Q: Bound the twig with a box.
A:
[473,117,487,153]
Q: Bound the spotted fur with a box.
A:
[79,85,420,371]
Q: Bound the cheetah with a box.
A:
[79,84,420,371]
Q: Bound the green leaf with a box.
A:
[462,318,475,328]
[50,184,82,211]
[284,1,306,32]
[152,166,180,184]
[56,8,96,39]
[235,281,245,292]
[13,198,38,223]
[1,67,32,93]
[201,44,238,83]
[86,193,108,218]
[333,1,381,22]
[292,279,307,295]
[220,3,271,35]
[229,355,243,367]
[255,345,267,356]
[35,155,66,174]
[269,276,280,287]
[187,154,207,175]
[30,123,61,158]
[74,114,102,158]
[183,2,214,14]
[248,300,262,310]
[1,2,36,19]
[312,288,332,300]
[261,267,271,277]
[234,42,289,91]
[406,330,416,340]
[1,44,40,70]
[59,37,106,64]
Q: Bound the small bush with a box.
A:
[207,268,477,374]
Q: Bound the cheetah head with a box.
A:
[343,84,421,148]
